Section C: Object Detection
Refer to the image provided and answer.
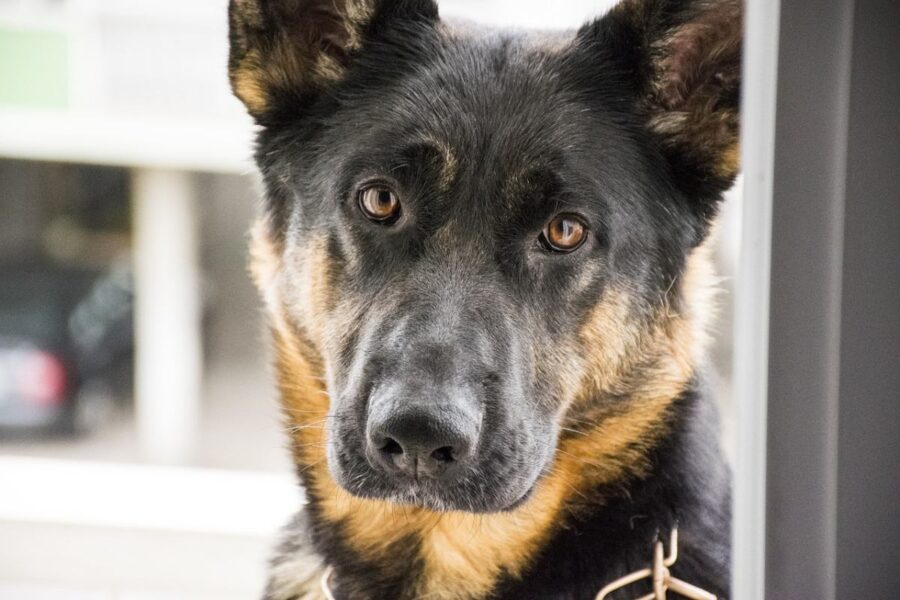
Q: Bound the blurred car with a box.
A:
[0,260,134,434]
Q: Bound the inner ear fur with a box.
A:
[228,0,438,121]
[582,0,742,213]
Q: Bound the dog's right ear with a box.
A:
[228,0,438,122]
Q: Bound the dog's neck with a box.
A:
[490,380,731,599]
[291,379,729,600]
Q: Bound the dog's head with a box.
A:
[231,0,740,514]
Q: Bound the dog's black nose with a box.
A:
[367,395,480,480]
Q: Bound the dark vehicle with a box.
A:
[0,261,133,434]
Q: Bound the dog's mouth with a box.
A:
[345,469,542,513]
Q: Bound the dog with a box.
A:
[228,0,741,598]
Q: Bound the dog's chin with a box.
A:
[331,470,540,514]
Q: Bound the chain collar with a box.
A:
[595,529,717,600]
[319,528,716,600]
[320,565,337,600]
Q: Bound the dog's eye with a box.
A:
[540,214,588,253]
[359,185,401,223]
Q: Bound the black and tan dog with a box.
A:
[228,0,741,598]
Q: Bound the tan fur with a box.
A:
[424,136,459,192]
[233,58,271,116]
[717,142,741,180]
[249,219,283,312]
[251,221,718,598]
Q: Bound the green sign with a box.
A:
[0,27,70,109]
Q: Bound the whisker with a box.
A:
[296,457,327,475]
[558,426,590,437]
[556,449,605,469]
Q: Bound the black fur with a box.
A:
[230,0,740,598]
[493,382,731,599]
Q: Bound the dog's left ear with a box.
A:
[575,0,742,217]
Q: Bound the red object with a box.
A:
[19,351,68,406]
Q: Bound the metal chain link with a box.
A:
[595,529,717,600]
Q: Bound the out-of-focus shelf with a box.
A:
[0,110,257,174]
[0,456,298,596]
[0,456,300,536]
[0,521,272,599]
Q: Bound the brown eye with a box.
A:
[359,185,401,223]
[541,214,588,253]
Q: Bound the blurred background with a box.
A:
[0,1,739,598]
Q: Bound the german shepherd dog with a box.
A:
[228,0,740,598]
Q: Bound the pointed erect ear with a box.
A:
[228,0,438,121]
[578,0,742,213]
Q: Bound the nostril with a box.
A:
[430,446,455,463]
[380,438,403,455]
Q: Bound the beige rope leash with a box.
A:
[595,529,716,600]
[320,528,716,600]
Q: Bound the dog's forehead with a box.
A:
[354,32,590,163]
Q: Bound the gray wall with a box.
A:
[836,0,900,597]
[765,0,899,597]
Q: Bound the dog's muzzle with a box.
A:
[365,379,483,482]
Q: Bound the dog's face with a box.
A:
[230,0,740,513]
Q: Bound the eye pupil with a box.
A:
[359,185,401,223]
